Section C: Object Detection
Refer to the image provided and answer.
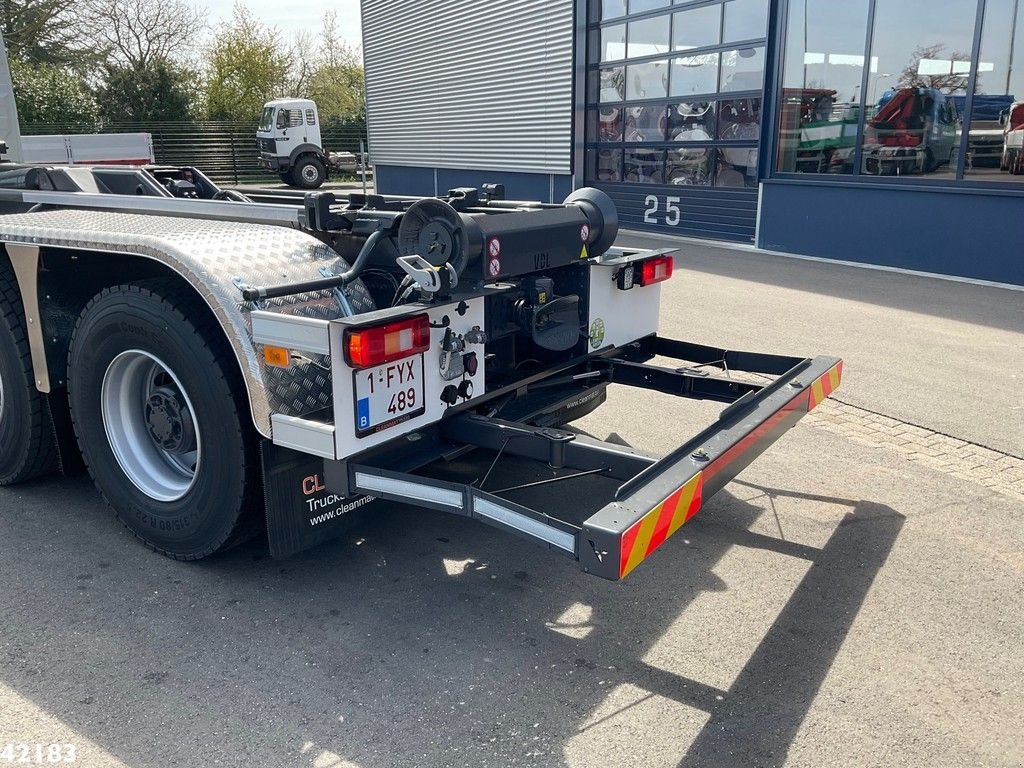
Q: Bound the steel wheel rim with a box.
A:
[101,350,201,502]
[301,164,319,183]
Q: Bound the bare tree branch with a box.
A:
[80,0,206,68]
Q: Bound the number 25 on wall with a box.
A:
[644,195,682,227]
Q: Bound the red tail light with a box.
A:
[640,255,674,286]
[345,314,431,368]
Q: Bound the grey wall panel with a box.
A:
[361,0,574,175]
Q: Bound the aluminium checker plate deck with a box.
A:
[0,208,376,437]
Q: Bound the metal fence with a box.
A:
[20,120,368,185]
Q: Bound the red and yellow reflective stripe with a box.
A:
[619,474,703,579]
[808,361,843,412]
[617,360,844,580]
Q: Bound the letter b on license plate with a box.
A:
[353,355,426,436]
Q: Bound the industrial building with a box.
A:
[362,0,1024,285]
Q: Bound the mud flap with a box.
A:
[261,441,380,559]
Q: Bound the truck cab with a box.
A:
[862,88,960,175]
[257,98,329,189]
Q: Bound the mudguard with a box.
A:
[0,208,376,437]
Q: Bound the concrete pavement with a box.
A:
[1,241,1021,768]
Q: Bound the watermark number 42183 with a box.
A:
[0,744,76,763]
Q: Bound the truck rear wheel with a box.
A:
[291,156,326,189]
[0,260,57,484]
[68,281,259,559]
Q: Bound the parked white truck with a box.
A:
[256,98,361,189]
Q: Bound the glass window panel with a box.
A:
[602,0,627,20]
[628,17,671,59]
[587,148,623,182]
[670,53,719,97]
[626,61,670,100]
[667,101,716,141]
[717,147,759,186]
[599,67,626,102]
[718,97,762,139]
[720,46,765,92]
[624,148,666,183]
[666,147,713,185]
[964,0,1024,181]
[859,0,977,179]
[630,0,670,14]
[588,107,624,142]
[601,24,627,61]
[723,0,769,43]
[671,5,721,51]
[775,0,870,175]
[625,104,670,141]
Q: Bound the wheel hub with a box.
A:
[145,386,195,454]
[302,165,318,182]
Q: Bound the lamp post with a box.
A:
[1008,0,1019,95]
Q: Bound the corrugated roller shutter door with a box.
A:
[361,0,573,174]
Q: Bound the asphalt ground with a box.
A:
[1,241,1022,767]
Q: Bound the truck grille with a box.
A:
[257,138,276,154]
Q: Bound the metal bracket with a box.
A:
[396,254,458,295]
[5,243,49,392]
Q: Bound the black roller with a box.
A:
[563,187,619,257]
[397,198,469,275]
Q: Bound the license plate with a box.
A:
[353,356,425,436]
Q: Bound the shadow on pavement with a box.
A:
[0,468,904,767]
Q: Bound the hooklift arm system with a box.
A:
[327,336,842,581]
[0,160,844,579]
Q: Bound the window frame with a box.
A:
[584,0,768,189]
[767,0,1024,192]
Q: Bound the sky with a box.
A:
[205,0,364,50]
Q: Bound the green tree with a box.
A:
[9,58,99,128]
[305,12,365,122]
[98,58,197,123]
[0,0,97,71]
[204,4,290,121]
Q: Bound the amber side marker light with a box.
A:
[263,346,291,368]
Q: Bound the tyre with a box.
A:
[0,260,57,484]
[68,281,259,559]
[290,156,326,189]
